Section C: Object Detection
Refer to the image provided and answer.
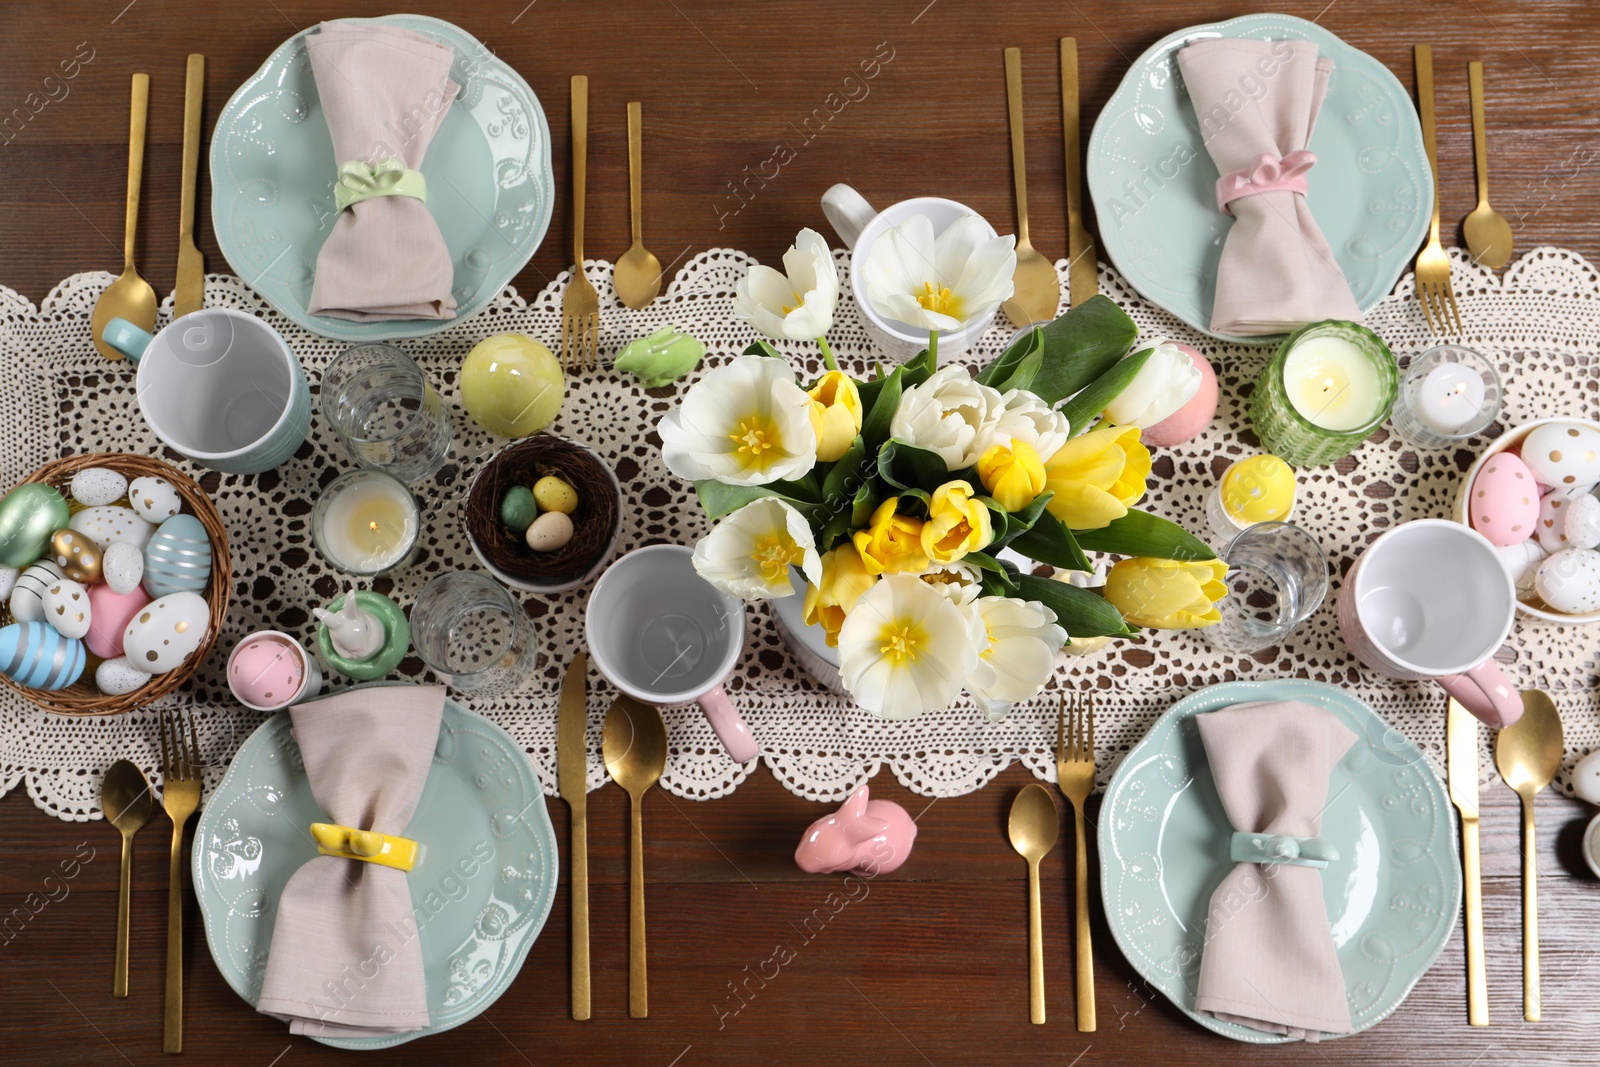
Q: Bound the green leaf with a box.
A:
[819,504,854,551]
[693,480,822,522]
[1059,346,1153,434]
[877,440,951,493]
[1026,294,1140,405]
[966,551,1021,594]
[858,366,903,454]
[1073,508,1217,561]
[976,326,1042,389]
[821,436,869,510]
[851,475,885,528]
[1008,516,1093,571]
[1016,574,1134,637]
[742,340,781,358]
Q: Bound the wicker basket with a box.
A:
[0,454,232,716]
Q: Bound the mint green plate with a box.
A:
[192,694,558,1050]
[1087,13,1431,344]
[211,15,554,343]
[1098,680,1459,1042]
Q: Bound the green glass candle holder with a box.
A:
[1250,320,1399,467]
[316,591,410,680]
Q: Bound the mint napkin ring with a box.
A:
[311,821,419,872]
[1229,831,1338,869]
[334,158,427,212]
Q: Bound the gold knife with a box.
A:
[1447,697,1489,1026]
[173,54,206,318]
[557,651,591,1020]
[1060,37,1096,307]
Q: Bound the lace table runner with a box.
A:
[3,246,1597,821]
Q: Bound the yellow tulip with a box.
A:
[920,480,993,564]
[1041,423,1151,530]
[807,370,864,463]
[803,545,879,646]
[1104,557,1227,629]
[852,497,929,576]
[976,440,1046,513]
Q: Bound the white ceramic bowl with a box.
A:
[1453,416,1600,625]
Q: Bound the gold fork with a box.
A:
[561,74,600,372]
[1056,690,1097,1032]
[159,709,203,1054]
[1414,45,1463,336]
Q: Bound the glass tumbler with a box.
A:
[321,343,454,482]
[1206,522,1330,654]
[410,571,537,696]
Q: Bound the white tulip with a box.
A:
[837,574,980,720]
[964,596,1067,722]
[1102,342,1203,429]
[919,559,984,607]
[732,228,839,341]
[659,355,818,486]
[979,388,1073,465]
[862,214,1017,332]
[692,498,822,601]
[890,364,1003,471]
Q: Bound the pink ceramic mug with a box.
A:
[1337,519,1522,728]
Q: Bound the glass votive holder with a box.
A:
[1388,344,1503,450]
[311,469,420,575]
[321,342,454,483]
[1205,522,1329,654]
[1249,320,1399,467]
[410,571,537,697]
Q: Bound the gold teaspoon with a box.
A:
[602,695,668,1019]
[1494,689,1563,1021]
[1008,782,1059,1024]
[91,73,157,360]
[102,758,154,997]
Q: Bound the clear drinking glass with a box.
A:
[410,571,537,696]
[1206,522,1330,654]
[321,343,454,482]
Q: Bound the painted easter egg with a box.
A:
[0,484,70,567]
[51,528,103,584]
[1468,452,1541,546]
[68,467,129,507]
[229,635,306,710]
[127,476,183,523]
[69,506,155,552]
[94,656,150,696]
[41,579,91,640]
[1534,484,1594,553]
[101,541,145,596]
[8,561,64,624]
[86,583,152,660]
[122,591,209,674]
[1534,547,1600,615]
[1573,748,1600,805]
[0,566,16,601]
[1563,492,1600,550]
[0,621,85,690]
[525,510,574,552]
[142,514,212,598]
[1497,539,1548,596]
[1521,422,1600,489]
[1141,343,1219,447]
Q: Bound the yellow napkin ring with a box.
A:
[310,822,419,872]
[333,157,428,212]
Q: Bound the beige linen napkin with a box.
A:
[255,685,446,1038]
[1177,38,1361,335]
[1193,700,1357,1041]
[305,20,459,322]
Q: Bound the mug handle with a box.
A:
[820,184,876,250]
[103,317,153,363]
[1437,661,1524,728]
[697,684,758,764]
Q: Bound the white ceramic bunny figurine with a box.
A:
[313,586,385,661]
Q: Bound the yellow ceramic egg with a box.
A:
[1220,455,1296,525]
[533,476,578,515]
[460,333,565,438]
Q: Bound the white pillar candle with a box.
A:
[1415,362,1487,433]
[314,471,419,574]
[1282,335,1386,431]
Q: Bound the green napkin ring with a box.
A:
[334,157,428,212]
[1229,831,1338,869]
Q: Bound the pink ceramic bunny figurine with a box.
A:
[794,783,917,875]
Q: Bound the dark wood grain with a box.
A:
[4,1,1600,1064]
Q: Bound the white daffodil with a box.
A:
[837,574,980,720]
[964,596,1067,721]
[890,364,1003,471]
[979,388,1073,465]
[919,559,984,608]
[691,498,822,601]
[732,228,839,341]
[659,355,819,485]
[862,214,1017,332]
[1102,342,1203,428]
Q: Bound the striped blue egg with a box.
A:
[0,621,86,691]
[142,514,212,598]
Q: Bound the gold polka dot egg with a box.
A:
[122,591,209,675]
[1520,421,1600,488]
[1468,452,1542,547]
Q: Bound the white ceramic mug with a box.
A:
[1336,519,1523,727]
[820,184,1002,363]
[585,544,757,763]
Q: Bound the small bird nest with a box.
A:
[466,435,620,586]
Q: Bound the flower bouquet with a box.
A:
[659,221,1224,721]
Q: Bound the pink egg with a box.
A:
[1469,452,1542,546]
[1141,342,1218,447]
[229,635,305,710]
[85,583,152,659]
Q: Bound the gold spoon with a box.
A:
[1462,61,1514,269]
[1494,689,1563,1022]
[602,695,667,1019]
[1008,781,1059,1024]
[614,101,663,310]
[102,758,154,998]
[1001,47,1061,328]
[91,73,158,361]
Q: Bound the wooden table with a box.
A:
[3,2,1598,1063]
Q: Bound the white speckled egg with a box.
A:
[69,467,129,508]
[94,656,150,696]
[8,560,64,623]
[0,566,16,601]
[41,579,91,639]
[1497,540,1548,595]
[101,541,144,595]
[1534,547,1600,614]
[1469,452,1541,546]
[1574,749,1600,805]
[122,591,209,674]
[1563,491,1600,550]
[127,476,182,523]
[69,506,155,551]
[1534,485,1592,553]
[1521,422,1600,489]
[142,514,212,597]
[525,510,574,552]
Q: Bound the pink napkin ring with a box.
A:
[310,821,418,872]
[1215,150,1317,216]
[333,158,429,213]
[1229,831,1338,869]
